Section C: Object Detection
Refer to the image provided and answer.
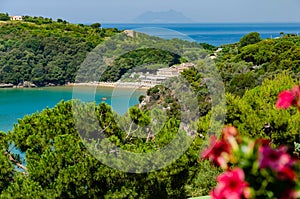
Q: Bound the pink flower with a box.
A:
[291,85,300,98]
[292,85,300,109]
[259,146,293,171]
[201,135,231,168]
[276,90,295,109]
[211,168,249,199]
[222,126,239,140]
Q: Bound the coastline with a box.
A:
[0,81,152,91]
[66,82,152,90]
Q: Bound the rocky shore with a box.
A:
[0,81,37,88]
[0,83,14,88]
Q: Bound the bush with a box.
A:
[240,32,262,47]
[0,13,9,21]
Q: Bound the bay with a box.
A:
[3,23,300,132]
[0,86,145,132]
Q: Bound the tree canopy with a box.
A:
[0,100,220,198]
[0,19,119,86]
[239,32,262,47]
[0,13,9,21]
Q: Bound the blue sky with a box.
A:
[1,0,300,23]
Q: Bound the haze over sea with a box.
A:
[2,23,300,132]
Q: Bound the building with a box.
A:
[137,62,195,86]
[140,75,167,85]
[123,30,135,38]
[10,16,23,21]
[174,62,195,73]
[216,48,223,53]
[209,53,217,59]
[156,68,179,77]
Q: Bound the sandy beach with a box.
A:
[66,81,152,90]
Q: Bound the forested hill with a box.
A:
[0,17,212,86]
[215,32,300,96]
[0,17,120,86]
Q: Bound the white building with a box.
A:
[140,75,167,85]
[138,62,195,86]
[174,62,195,73]
[10,16,23,21]
[156,68,179,77]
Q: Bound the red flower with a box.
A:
[277,167,296,181]
[259,146,293,171]
[211,168,249,199]
[255,138,271,147]
[201,135,231,168]
[276,90,295,109]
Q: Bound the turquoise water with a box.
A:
[0,86,145,132]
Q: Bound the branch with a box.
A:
[5,151,28,172]
[125,121,140,141]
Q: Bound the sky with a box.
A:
[1,0,300,23]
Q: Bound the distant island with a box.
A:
[134,9,193,23]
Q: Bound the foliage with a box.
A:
[214,34,300,96]
[0,19,120,86]
[0,132,14,194]
[199,72,300,148]
[0,13,9,21]
[23,16,54,25]
[239,32,262,47]
[0,100,217,198]
[90,22,101,29]
[100,48,181,82]
[199,43,216,51]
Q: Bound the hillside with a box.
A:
[217,33,300,96]
[0,17,211,86]
[0,18,120,86]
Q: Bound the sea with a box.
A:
[2,23,300,132]
[0,86,144,132]
[103,23,300,46]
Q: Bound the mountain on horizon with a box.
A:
[134,9,193,23]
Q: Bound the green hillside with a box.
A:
[0,17,119,86]
[0,17,211,86]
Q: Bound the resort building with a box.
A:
[174,62,195,73]
[140,75,167,85]
[156,68,179,77]
[10,16,23,21]
[137,62,195,86]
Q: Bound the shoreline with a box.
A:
[0,82,153,91]
[66,82,152,90]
